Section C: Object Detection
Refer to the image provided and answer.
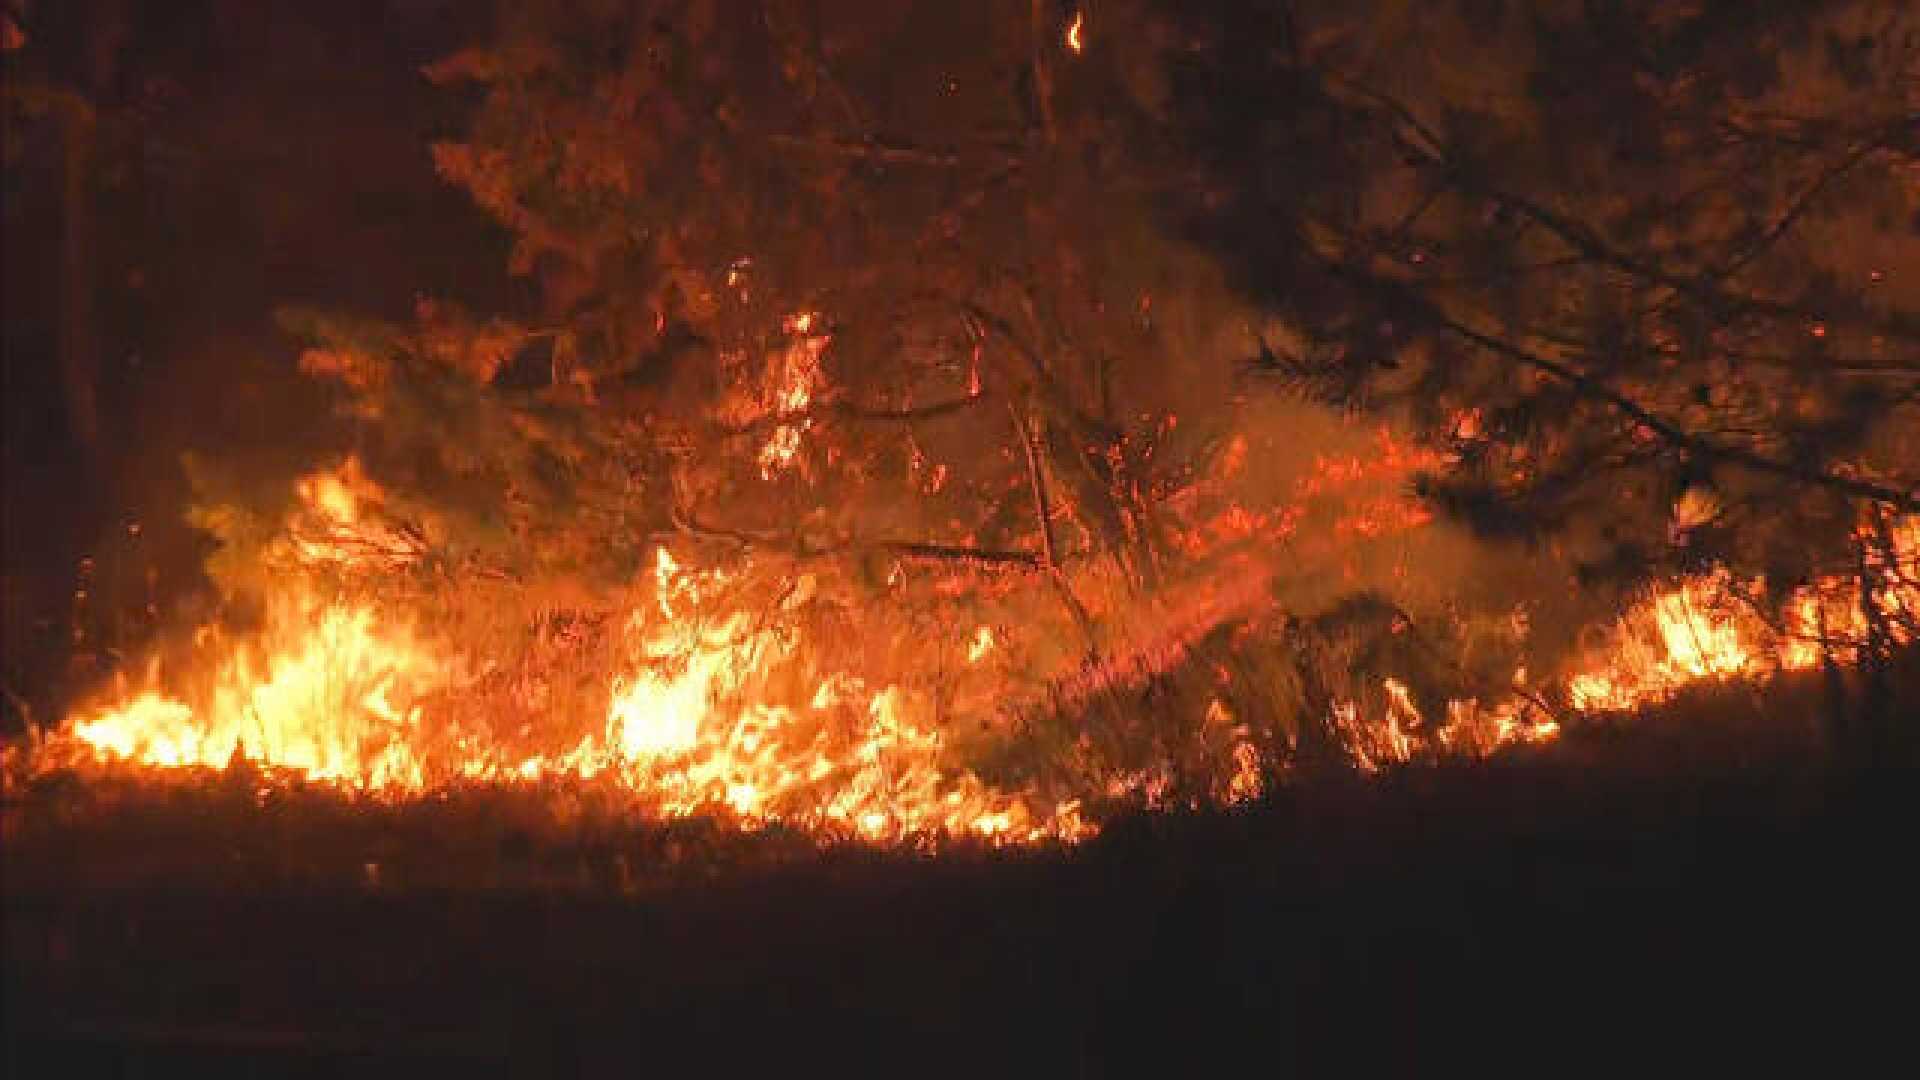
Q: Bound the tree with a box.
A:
[412,0,1254,601]
[226,0,1537,786]
[0,0,139,473]
[1153,0,1920,664]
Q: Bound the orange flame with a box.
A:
[68,597,453,789]
[756,312,828,478]
[40,405,1908,842]
[1569,517,1918,711]
[48,463,1085,842]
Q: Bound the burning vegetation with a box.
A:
[28,436,1916,844]
[8,5,1920,1074]
[6,0,1920,851]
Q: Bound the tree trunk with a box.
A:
[59,95,102,471]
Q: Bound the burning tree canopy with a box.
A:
[11,0,1919,835]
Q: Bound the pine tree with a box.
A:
[1157,0,1920,630]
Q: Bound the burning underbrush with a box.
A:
[13,434,1913,850]
[9,303,1917,849]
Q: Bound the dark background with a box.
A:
[2,0,519,732]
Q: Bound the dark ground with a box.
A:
[5,714,1917,1077]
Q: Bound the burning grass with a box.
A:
[13,444,1915,849]
[11,331,1917,847]
[0,653,1874,897]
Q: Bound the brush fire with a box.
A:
[25,375,1915,843]
[7,0,1919,862]
[8,3,1920,1073]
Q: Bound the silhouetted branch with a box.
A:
[712,393,990,440]
[767,133,1020,170]
[1340,81,1920,343]
[1431,313,1920,513]
[671,509,1042,570]
[958,301,1121,446]
[1717,137,1884,278]
[1010,401,1097,643]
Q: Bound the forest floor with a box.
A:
[4,682,1917,1077]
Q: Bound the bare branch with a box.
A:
[1340,81,1920,343]
[671,509,1042,570]
[1010,402,1097,642]
[1716,136,1883,279]
[959,301,1121,446]
[1431,313,1920,513]
[766,133,1020,171]
[711,392,990,441]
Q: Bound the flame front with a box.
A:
[51,466,1082,842]
[1568,518,1918,711]
[69,598,450,788]
[39,446,1916,843]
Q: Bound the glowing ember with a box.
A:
[966,625,996,663]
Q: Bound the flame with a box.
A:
[67,597,452,789]
[1569,516,1918,711]
[594,551,1059,838]
[966,625,996,663]
[1066,11,1085,54]
[47,466,1082,842]
[36,409,1911,844]
[757,313,829,478]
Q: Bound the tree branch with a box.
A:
[1716,136,1883,279]
[1340,80,1920,343]
[766,133,1020,171]
[711,392,990,440]
[1012,401,1099,646]
[1431,313,1920,512]
[959,301,1120,446]
[671,509,1042,570]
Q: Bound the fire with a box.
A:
[1066,11,1085,54]
[757,312,829,478]
[594,551,1060,838]
[67,597,452,789]
[1569,517,1919,711]
[31,430,1913,845]
[1568,575,1758,711]
[46,463,1082,842]
[966,625,996,663]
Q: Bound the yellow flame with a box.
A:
[966,625,996,663]
[68,597,450,789]
[46,427,1909,845]
[1569,516,1918,711]
[757,312,828,478]
[54,470,1082,843]
[1066,10,1085,54]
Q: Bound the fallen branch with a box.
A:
[767,133,1021,171]
[712,392,989,440]
[671,508,1042,570]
